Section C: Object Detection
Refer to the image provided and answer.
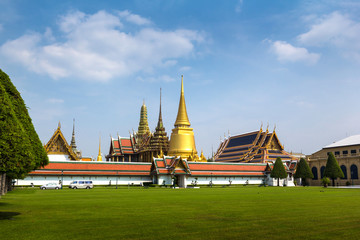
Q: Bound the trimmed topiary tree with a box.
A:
[270,157,288,186]
[324,152,344,187]
[0,69,48,195]
[294,158,314,186]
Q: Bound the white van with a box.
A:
[69,180,94,189]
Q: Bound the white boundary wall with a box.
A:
[16,175,152,186]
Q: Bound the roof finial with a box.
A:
[156,87,164,129]
[58,121,61,129]
[70,118,77,150]
[181,75,184,93]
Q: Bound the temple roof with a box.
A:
[30,161,151,176]
[151,156,267,177]
[45,123,78,160]
[214,126,295,163]
[108,135,136,157]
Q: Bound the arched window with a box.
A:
[340,165,347,179]
[351,165,358,179]
[320,166,326,179]
[312,167,318,180]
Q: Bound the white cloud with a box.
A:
[118,10,151,25]
[298,12,359,46]
[0,10,204,82]
[179,66,191,72]
[235,0,244,13]
[136,75,175,83]
[298,11,360,61]
[271,41,320,64]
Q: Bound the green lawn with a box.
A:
[0,186,360,240]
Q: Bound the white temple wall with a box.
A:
[157,175,173,186]
[265,174,295,187]
[16,175,152,186]
[186,176,264,186]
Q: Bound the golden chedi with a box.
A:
[168,76,198,160]
[97,136,102,162]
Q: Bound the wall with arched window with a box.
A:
[351,164,358,179]
[320,166,326,179]
[312,167,318,180]
[340,165,347,179]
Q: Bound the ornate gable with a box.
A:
[266,131,284,150]
[45,123,78,160]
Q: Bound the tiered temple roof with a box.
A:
[45,122,78,161]
[106,135,138,162]
[214,126,297,163]
[30,161,151,176]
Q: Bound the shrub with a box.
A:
[321,177,330,187]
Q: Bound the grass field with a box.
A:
[0,186,360,240]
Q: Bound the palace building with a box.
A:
[308,135,360,186]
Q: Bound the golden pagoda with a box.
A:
[97,135,102,162]
[168,75,198,159]
[137,101,150,136]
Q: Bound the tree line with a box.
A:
[0,69,48,197]
[271,152,343,187]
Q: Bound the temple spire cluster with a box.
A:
[106,75,205,162]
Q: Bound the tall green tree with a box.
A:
[270,157,288,186]
[324,152,344,186]
[294,158,314,186]
[0,69,48,194]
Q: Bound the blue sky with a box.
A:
[1,0,360,159]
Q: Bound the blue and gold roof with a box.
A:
[214,126,296,163]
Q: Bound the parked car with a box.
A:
[69,180,93,189]
[40,183,61,190]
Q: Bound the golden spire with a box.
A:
[137,100,150,135]
[97,135,102,162]
[168,75,197,159]
[174,75,190,127]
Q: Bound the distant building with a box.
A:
[308,135,360,186]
